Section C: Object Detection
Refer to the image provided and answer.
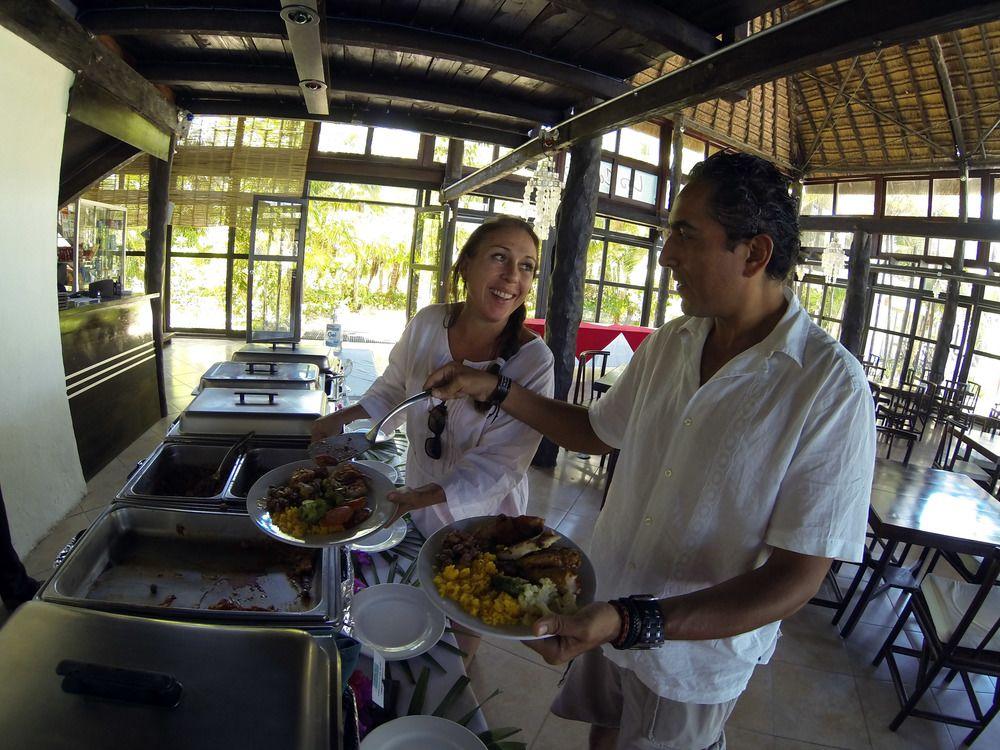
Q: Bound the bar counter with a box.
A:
[60,293,162,479]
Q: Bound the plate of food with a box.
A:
[416,514,595,640]
[247,460,396,547]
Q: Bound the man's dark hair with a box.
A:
[687,151,800,280]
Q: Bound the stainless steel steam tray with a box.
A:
[39,504,338,625]
[118,441,311,508]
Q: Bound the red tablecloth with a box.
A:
[524,318,655,356]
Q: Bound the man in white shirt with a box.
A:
[426,152,875,749]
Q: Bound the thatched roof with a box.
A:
[64,0,1000,179]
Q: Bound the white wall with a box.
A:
[0,26,86,555]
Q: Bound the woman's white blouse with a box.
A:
[358,304,554,535]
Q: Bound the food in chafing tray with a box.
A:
[263,463,372,537]
[432,514,582,627]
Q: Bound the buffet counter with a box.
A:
[60,294,161,479]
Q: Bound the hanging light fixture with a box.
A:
[522,154,562,241]
[820,234,846,283]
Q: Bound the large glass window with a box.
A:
[583,218,655,325]
[835,180,875,215]
[167,225,231,332]
[967,310,1000,415]
[317,123,368,154]
[885,179,930,217]
[801,183,834,215]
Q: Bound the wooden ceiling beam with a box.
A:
[897,43,940,154]
[949,31,985,158]
[873,54,923,158]
[442,0,1000,201]
[0,0,180,138]
[78,9,630,99]
[927,35,966,159]
[178,97,530,148]
[139,62,561,123]
[807,65,855,167]
[546,0,721,59]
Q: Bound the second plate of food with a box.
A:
[416,515,596,640]
[247,459,395,547]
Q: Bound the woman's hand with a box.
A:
[310,411,348,444]
[424,362,499,403]
[310,404,368,444]
[523,602,623,665]
[386,483,446,522]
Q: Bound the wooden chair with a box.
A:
[832,531,934,637]
[875,398,921,465]
[934,420,993,490]
[572,349,609,406]
[874,547,1000,746]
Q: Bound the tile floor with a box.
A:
[5,336,997,749]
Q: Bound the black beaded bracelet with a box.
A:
[485,375,512,423]
[610,595,666,650]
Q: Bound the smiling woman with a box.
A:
[311,214,555,541]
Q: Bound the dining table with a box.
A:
[838,458,1000,637]
[524,318,654,357]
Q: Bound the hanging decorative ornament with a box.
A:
[931,276,947,298]
[522,154,562,240]
[820,234,846,283]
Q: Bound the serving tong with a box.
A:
[210,430,255,482]
[308,389,433,465]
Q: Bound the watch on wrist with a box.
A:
[610,595,666,650]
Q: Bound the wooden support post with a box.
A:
[440,139,464,299]
[839,230,871,359]
[655,120,685,327]
[533,136,602,468]
[931,163,969,381]
[145,137,175,418]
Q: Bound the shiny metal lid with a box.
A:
[180,388,327,436]
[201,361,320,387]
[0,601,333,749]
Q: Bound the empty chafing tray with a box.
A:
[39,504,339,626]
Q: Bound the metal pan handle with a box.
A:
[57,659,182,708]
[245,362,278,374]
[235,390,278,405]
[53,529,87,569]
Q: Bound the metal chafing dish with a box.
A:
[233,341,334,371]
[118,441,243,508]
[119,441,312,507]
[39,504,339,626]
[198,360,321,392]
[0,601,341,750]
[178,387,327,437]
[228,445,311,498]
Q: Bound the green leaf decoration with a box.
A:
[478,728,522,743]
[406,667,430,716]
[420,650,446,673]
[400,559,419,584]
[435,640,468,659]
[432,675,470,717]
[370,558,381,585]
[383,553,398,583]
[456,688,501,726]
[398,659,416,685]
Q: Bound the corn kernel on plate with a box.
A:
[247,459,395,548]
[416,515,596,640]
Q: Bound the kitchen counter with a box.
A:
[60,293,162,479]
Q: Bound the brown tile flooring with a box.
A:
[5,336,997,749]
